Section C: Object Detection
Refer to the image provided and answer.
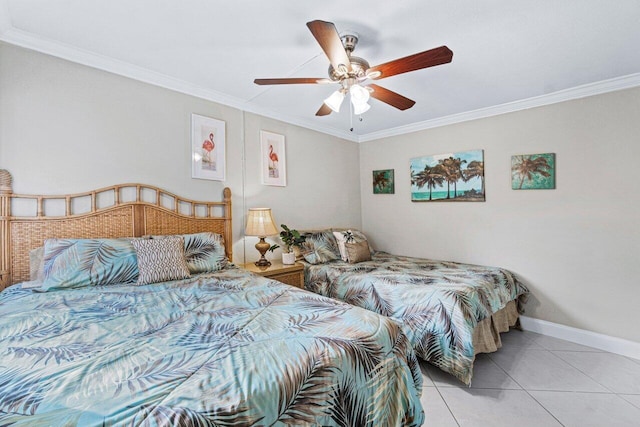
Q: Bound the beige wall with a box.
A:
[0,42,360,264]
[241,112,361,261]
[3,41,640,344]
[360,87,640,343]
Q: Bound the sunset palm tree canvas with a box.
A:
[511,153,555,189]
[410,150,485,202]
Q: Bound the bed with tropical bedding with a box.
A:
[298,229,529,385]
[0,175,424,426]
[0,236,424,426]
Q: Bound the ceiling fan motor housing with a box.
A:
[328,56,370,81]
[326,32,369,81]
[340,33,359,52]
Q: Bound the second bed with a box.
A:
[300,229,529,385]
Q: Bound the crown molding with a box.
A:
[359,73,640,142]
[0,27,358,143]
[1,28,247,107]
[2,23,639,145]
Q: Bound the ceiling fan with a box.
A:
[254,20,453,117]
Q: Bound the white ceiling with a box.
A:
[2,0,640,142]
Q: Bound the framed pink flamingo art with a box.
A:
[260,130,286,187]
[191,114,226,181]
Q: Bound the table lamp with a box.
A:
[245,207,278,267]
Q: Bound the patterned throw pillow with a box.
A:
[182,232,228,273]
[29,246,45,281]
[345,240,372,263]
[301,230,341,265]
[41,238,139,290]
[148,233,228,273]
[131,236,191,285]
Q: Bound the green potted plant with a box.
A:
[279,224,306,265]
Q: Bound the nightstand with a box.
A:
[240,260,305,289]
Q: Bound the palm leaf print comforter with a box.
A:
[304,252,529,385]
[0,268,424,426]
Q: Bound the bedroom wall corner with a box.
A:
[0,42,363,266]
[358,86,640,345]
[240,113,361,263]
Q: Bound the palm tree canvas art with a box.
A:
[373,169,394,194]
[410,150,485,202]
[511,153,555,190]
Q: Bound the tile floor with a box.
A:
[419,330,640,426]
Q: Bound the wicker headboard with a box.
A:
[0,169,232,289]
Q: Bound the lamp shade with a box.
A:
[324,90,345,113]
[349,84,370,103]
[352,101,371,115]
[350,84,371,115]
[245,208,278,237]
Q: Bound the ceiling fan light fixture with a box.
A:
[352,101,371,115]
[324,90,345,112]
[349,84,370,103]
[350,84,371,115]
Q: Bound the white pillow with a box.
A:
[332,231,349,261]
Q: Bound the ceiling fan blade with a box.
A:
[316,103,332,116]
[367,46,453,80]
[306,20,352,73]
[368,84,416,110]
[254,78,328,85]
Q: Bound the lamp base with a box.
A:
[254,237,272,267]
[254,258,271,267]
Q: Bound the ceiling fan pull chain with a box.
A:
[349,98,354,132]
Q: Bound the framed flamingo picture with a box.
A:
[260,130,286,187]
[191,114,226,181]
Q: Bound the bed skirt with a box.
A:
[473,300,520,354]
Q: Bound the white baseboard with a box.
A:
[520,316,640,360]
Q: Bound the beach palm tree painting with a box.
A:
[410,150,485,202]
[373,169,394,194]
[511,153,555,190]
